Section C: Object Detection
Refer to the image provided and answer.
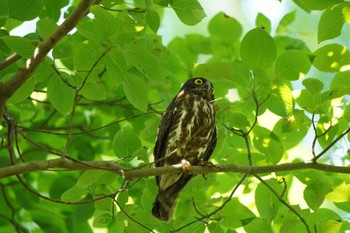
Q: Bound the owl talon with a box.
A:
[180,159,192,173]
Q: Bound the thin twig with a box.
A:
[313,127,350,161]
[254,175,311,233]
[113,198,155,233]
[0,53,22,71]
[172,174,248,232]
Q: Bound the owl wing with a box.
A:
[202,127,217,161]
[153,99,176,185]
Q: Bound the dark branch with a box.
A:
[0,0,95,119]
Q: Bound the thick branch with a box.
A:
[0,0,94,118]
[1,158,350,179]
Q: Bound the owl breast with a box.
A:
[164,93,216,166]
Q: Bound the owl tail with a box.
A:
[152,191,179,222]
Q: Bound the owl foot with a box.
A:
[180,159,192,173]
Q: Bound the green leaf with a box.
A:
[146,10,160,32]
[61,186,89,202]
[8,77,35,104]
[90,6,134,44]
[313,43,350,72]
[255,13,271,34]
[274,50,311,80]
[0,0,9,19]
[76,170,108,188]
[80,79,107,101]
[295,89,322,112]
[209,12,242,44]
[185,34,210,54]
[304,182,332,211]
[113,125,142,157]
[8,0,43,20]
[193,62,234,82]
[36,18,57,39]
[240,28,277,70]
[273,110,310,149]
[73,42,105,70]
[123,73,148,112]
[253,126,284,164]
[244,218,272,233]
[318,220,343,233]
[41,0,69,22]
[343,104,350,122]
[125,39,164,81]
[276,11,296,35]
[318,3,350,43]
[47,74,75,115]
[302,78,324,94]
[255,179,284,220]
[224,112,251,129]
[266,83,293,117]
[168,37,196,69]
[220,198,256,228]
[297,0,344,10]
[105,48,127,87]
[317,116,340,149]
[326,182,350,202]
[171,0,206,25]
[1,36,35,58]
[92,211,113,227]
[330,70,350,96]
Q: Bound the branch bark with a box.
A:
[1,158,350,179]
[0,0,94,119]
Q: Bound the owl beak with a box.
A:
[204,82,213,94]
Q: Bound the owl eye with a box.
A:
[194,79,203,85]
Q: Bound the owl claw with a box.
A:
[180,159,192,173]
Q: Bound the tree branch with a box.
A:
[1,158,350,179]
[0,53,21,71]
[0,0,95,119]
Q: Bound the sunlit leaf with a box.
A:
[296,0,344,10]
[255,179,284,220]
[276,11,296,34]
[318,3,350,42]
[330,70,350,96]
[209,12,242,44]
[146,10,160,32]
[313,43,350,72]
[302,78,324,94]
[171,0,206,25]
[274,50,311,80]
[256,13,271,33]
[240,28,277,70]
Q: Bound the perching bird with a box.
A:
[152,78,217,222]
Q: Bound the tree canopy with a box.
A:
[0,0,350,232]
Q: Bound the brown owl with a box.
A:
[152,78,217,222]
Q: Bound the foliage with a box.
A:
[0,0,350,232]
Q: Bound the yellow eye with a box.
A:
[194,79,203,85]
